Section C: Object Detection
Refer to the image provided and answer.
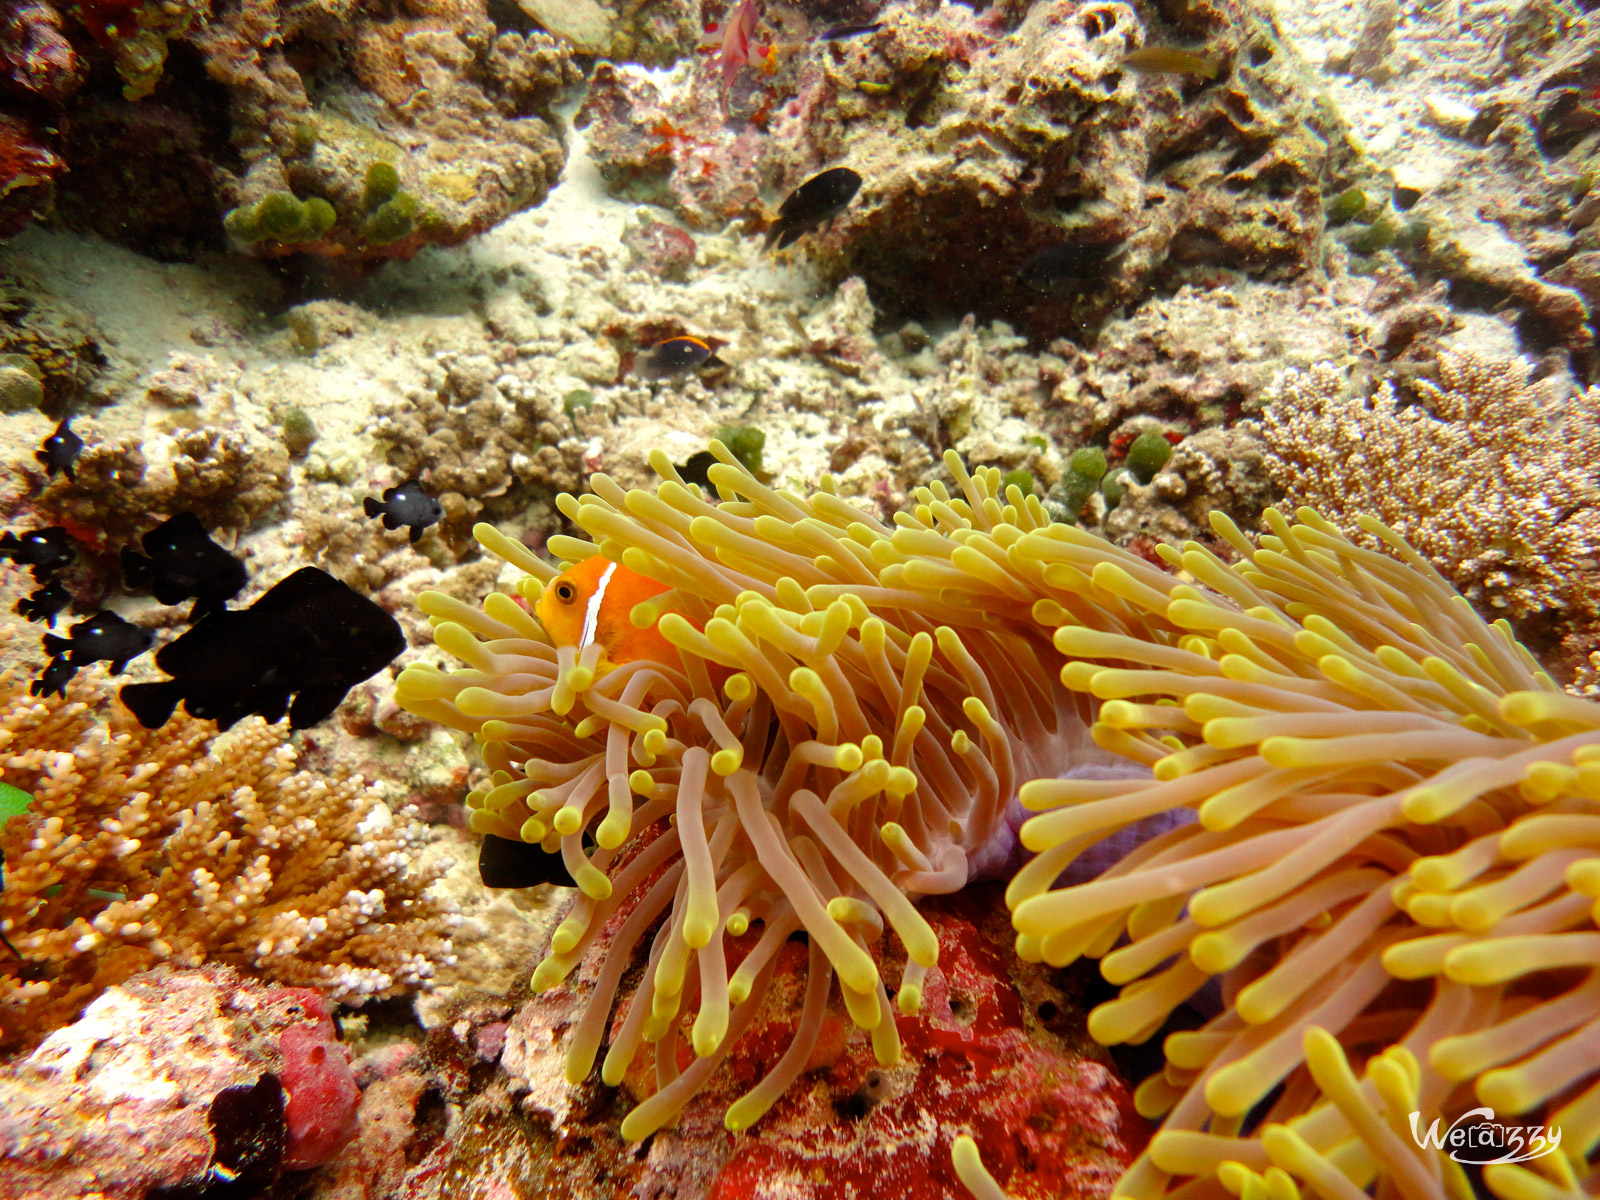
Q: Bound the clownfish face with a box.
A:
[534,556,680,668]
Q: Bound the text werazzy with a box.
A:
[1409,1108,1563,1166]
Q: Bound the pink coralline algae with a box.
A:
[0,112,65,238]
[503,886,1144,1199]
[0,1,83,101]
[280,1001,364,1170]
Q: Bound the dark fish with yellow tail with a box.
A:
[36,417,82,482]
[120,566,405,731]
[765,167,862,250]
[30,656,78,699]
[819,22,882,40]
[1017,240,1127,293]
[1121,46,1224,79]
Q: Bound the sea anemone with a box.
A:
[398,445,1600,1197]
[1010,506,1600,1198]
[394,443,1122,1140]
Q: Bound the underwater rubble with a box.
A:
[0,0,1598,1197]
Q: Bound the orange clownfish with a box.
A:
[534,556,680,669]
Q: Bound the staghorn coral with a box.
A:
[401,445,1600,1199]
[0,663,455,1051]
[1249,349,1600,619]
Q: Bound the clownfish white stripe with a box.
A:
[580,561,618,650]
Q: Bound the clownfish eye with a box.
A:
[554,582,577,603]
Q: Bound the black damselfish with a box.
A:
[479,833,578,889]
[765,167,862,251]
[43,610,154,674]
[36,417,83,482]
[0,527,75,580]
[364,480,443,544]
[30,657,77,699]
[1016,240,1127,293]
[15,579,72,627]
[120,566,405,731]
[122,511,248,618]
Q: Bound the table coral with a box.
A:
[400,444,1599,1199]
[1248,348,1600,620]
[0,662,456,1052]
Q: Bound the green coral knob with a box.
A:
[1348,214,1399,254]
[224,191,337,245]
[301,198,336,240]
[1000,468,1034,495]
[255,191,308,239]
[1126,430,1173,482]
[364,161,402,211]
[1101,467,1133,509]
[363,192,422,244]
[716,426,766,475]
[1327,187,1368,224]
[1067,446,1107,482]
[281,408,318,457]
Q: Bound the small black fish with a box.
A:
[121,566,405,731]
[479,833,577,889]
[43,610,153,674]
[677,450,718,489]
[122,512,248,618]
[765,167,863,251]
[1017,240,1127,293]
[30,656,78,699]
[15,579,72,627]
[639,335,717,379]
[819,22,882,40]
[35,417,83,483]
[363,480,443,545]
[0,527,75,580]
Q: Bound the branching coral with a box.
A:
[1248,349,1600,618]
[0,664,455,1050]
[401,444,1600,1197]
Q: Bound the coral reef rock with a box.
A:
[582,0,1353,337]
[0,966,360,1199]
[497,886,1143,1199]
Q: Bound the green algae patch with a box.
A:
[1126,431,1173,482]
[363,192,422,244]
[225,191,337,245]
[716,426,766,475]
